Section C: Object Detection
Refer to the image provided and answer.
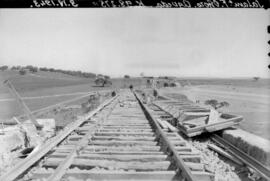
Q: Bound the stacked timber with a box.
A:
[154,99,243,137]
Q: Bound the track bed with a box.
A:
[1,91,213,181]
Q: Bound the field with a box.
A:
[178,78,270,90]
[0,70,144,122]
[160,78,270,140]
[1,71,269,140]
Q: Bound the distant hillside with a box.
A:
[0,70,94,93]
[5,65,96,78]
[29,71,91,80]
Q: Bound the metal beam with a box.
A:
[47,97,117,181]
[134,92,198,181]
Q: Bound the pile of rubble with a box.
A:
[0,118,55,175]
[191,141,241,181]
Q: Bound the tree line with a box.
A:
[39,67,96,78]
[0,65,96,78]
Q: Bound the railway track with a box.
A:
[0,90,214,181]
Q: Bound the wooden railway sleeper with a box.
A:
[39,98,119,181]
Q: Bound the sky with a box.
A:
[0,9,269,78]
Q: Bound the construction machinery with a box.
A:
[3,80,42,128]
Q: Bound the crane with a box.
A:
[3,80,42,128]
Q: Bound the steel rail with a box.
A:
[47,97,118,181]
[134,92,198,181]
[211,134,270,180]
[0,95,118,181]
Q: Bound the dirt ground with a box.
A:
[160,85,270,140]
[36,93,111,128]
